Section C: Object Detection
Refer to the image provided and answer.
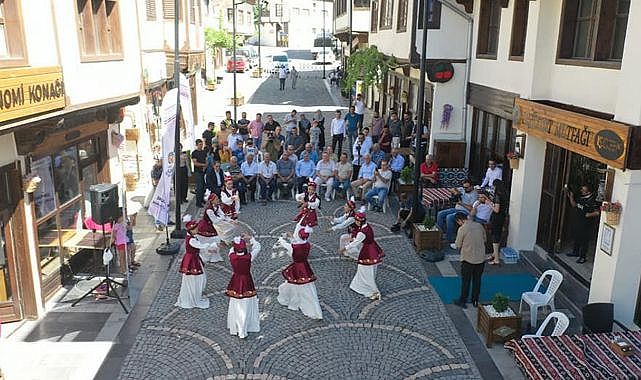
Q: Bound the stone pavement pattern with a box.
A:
[118,199,481,379]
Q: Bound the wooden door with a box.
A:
[536,144,571,253]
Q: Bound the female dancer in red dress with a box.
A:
[275,226,323,319]
[226,234,262,339]
[342,212,385,300]
[293,180,320,229]
[220,175,240,220]
[175,219,212,309]
[327,198,360,260]
[198,193,222,263]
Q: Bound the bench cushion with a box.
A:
[437,168,469,188]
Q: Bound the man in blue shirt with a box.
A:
[370,143,385,168]
[389,147,406,193]
[302,143,319,164]
[350,153,377,200]
[344,106,359,158]
[240,153,258,202]
[232,139,245,164]
[295,151,316,193]
[436,178,479,244]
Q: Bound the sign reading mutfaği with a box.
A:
[514,98,630,169]
[0,66,65,124]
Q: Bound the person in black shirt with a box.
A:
[205,160,225,196]
[237,111,250,141]
[202,122,216,150]
[191,139,209,207]
[567,184,600,264]
[488,180,508,265]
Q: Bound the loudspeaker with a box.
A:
[90,183,119,225]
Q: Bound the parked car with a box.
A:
[226,56,247,73]
[238,47,259,69]
[314,50,335,65]
[270,54,289,74]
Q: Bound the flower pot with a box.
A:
[606,211,620,225]
[413,224,442,250]
[508,158,519,169]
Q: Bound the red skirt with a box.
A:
[197,218,217,237]
[282,261,317,284]
[293,208,318,227]
[226,274,257,299]
[178,253,204,275]
[357,242,385,266]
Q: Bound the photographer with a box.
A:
[264,130,281,161]
[436,179,478,246]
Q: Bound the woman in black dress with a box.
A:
[313,109,326,151]
[488,179,508,265]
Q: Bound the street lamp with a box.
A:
[322,0,326,79]
[258,1,268,75]
[413,0,429,213]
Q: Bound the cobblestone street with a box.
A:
[118,197,480,379]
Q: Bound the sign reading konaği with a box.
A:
[0,67,65,123]
[514,98,630,169]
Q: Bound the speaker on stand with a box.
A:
[72,183,128,313]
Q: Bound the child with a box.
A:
[244,138,259,159]
[110,210,134,273]
[309,120,321,152]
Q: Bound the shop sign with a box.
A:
[514,98,630,169]
[0,67,65,124]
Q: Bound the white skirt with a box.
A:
[340,234,359,260]
[227,296,260,339]
[214,221,240,245]
[196,234,222,263]
[175,273,210,309]
[349,264,379,298]
[277,282,323,320]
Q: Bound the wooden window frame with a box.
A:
[162,0,182,20]
[370,0,378,33]
[275,4,283,17]
[76,0,124,63]
[145,0,157,21]
[0,0,28,68]
[397,0,409,32]
[556,0,630,70]
[509,0,530,61]
[379,0,393,30]
[476,0,503,60]
[353,0,370,8]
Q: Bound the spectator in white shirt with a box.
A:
[351,133,369,180]
[351,154,377,201]
[354,93,366,130]
[258,152,277,202]
[331,110,346,156]
[314,152,337,201]
[480,159,503,188]
[240,153,258,202]
[469,191,493,224]
[227,124,242,149]
[365,160,393,212]
[278,67,288,91]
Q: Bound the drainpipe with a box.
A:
[436,0,473,143]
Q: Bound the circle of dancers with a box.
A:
[175,178,385,339]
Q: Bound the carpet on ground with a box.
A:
[427,273,540,304]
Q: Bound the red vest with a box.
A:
[226,252,256,298]
[281,241,316,284]
[220,187,238,219]
[356,224,384,266]
[178,235,204,275]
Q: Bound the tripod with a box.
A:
[72,222,128,313]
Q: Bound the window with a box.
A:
[509,0,530,59]
[397,0,408,32]
[335,0,347,17]
[0,0,27,67]
[417,0,442,29]
[53,147,81,206]
[227,8,233,23]
[145,0,157,21]
[379,0,393,30]
[558,0,630,66]
[476,0,503,58]
[293,7,300,15]
[354,0,370,7]
[302,9,310,16]
[371,0,378,32]
[189,0,196,24]
[469,108,513,188]
[275,4,282,17]
[162,0,180,19]
[77,0,123,61]
[238,10,244,24]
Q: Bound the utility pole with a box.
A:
[322,0,326,79]
[258,1,263,75]
[170,0,185,241]
[232,1,238,122]
[413,0,429,214]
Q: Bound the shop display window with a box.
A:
[38,217,60,286]
[53,146,81,206]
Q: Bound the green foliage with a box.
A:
[400,166,413,184]
[253,1,268,30]
[342,45,395,91]
[205,27,234,55]
[422,215,435,230]
[491,293,510,313]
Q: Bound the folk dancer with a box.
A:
[293,180,320,232]
[220,175,241,220]
[327,198,359,260]
[207,190,239,246]
[342,212,384,300]
[274,226,323,319]
[226,234,262,339]
[198,193,222,263]
[175,217,212,309]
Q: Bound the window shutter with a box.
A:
[189,0,195,23]
[163,0,175,19]
[146,0,157,21]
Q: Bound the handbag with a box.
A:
[102,248,114,266]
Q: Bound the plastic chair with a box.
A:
[582,303,614,334]
[519,269,564,328]
[522,311,570,338]
[318,181,335,201]
[367,179,392,214]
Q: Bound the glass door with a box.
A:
[0,163,23,321]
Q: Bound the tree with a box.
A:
[253,1,268,31]
[342,45,395,93]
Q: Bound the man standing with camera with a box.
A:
[436,179,478,246]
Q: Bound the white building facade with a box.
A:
[464,0,641,327]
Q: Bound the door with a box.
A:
[536,143,571,253]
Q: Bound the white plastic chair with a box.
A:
[367,179,392,214]
[519,269,564,328]
[522,311,570,338]
[318,181,335,201]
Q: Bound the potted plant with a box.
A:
[601,201,622,225]
[399,166,413,184]
[506,152,520,169]
[413,215,441,250]
[206,79,216,91]
[477,293,521,347]
[491,293,510,313]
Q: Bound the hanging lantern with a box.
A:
[427,61,454,83]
